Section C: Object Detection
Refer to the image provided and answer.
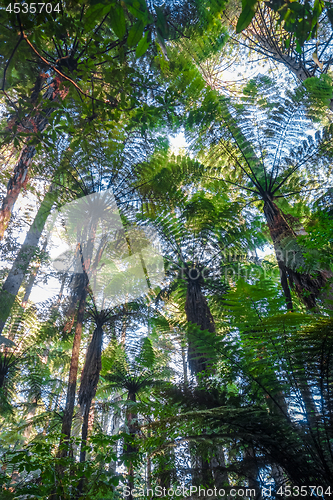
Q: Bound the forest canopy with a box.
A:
[0,0,333,499]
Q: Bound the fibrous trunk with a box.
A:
[78,324,104,463]
[263,199,328,310]
[185,277,215,374]
[185,276,218,487]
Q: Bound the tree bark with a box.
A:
[184,274,217,487]
[109,395,122,473]
[126,391,138,500]
[263,198,328,310]
[244,447,262,499]
[0,184,56,335]
[185,276,215,374]
[63,273,86,332]
[79,398,92,464]
[0,77,67,239]
[59,285,87,455]
[20,239,47,308]
[211,446,229,489]
[78,324,104,462]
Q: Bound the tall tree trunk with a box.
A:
[63,274,86,333]
[126,391,138,500]
[21,239,48,308]
[190,443,213,488]
[23,401,38,443]
[78,323,104,462]
[0,77,67,239]
[59,205,100,467]
[263,198,329,310]
[244,447,262,499]
[146,429,151,491]
[184,274,216,487]
[211,446,229,489]
[181,341,188,385]
[185,276,215,374]
[58,284,88,456]
[240,5,333,110]
[299,376,318,430]
[109,395,122,473]
[0,184,56,335]
[79,398,93,464]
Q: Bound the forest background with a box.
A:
[0,0,333,498]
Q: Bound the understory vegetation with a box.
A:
[0,0,333,498]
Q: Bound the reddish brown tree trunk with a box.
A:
[0,77,67,239]
[58,285,87,456]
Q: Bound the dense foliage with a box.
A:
[0,1,332,499]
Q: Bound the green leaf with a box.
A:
[124,0,149,22]
[136,31,150,57]
[154,4,169,39]
[84,3,110,31]
[296,40,302,54]
[127,19,144,47]
[236,0,258,33]
[109,4,126,39]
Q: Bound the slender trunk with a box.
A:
[126,391,137,500]
[299,377,318,429]
[109,395,122,473]
[63,273,86,333]
[59,285,88,455]
[146,429,151,491]
[271,463,285,492]
[23,401,38,443]
[244,447,262,499]
[50,273,67,316]
[0,184,56,335]
[21,239,48,308]
[0,77,67,239]
[60,207,99,460]
[211,446,229,489]
[278,262,293,311]
[121,301,128,345]
[77,398,93,497]
[181,341,188,385]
